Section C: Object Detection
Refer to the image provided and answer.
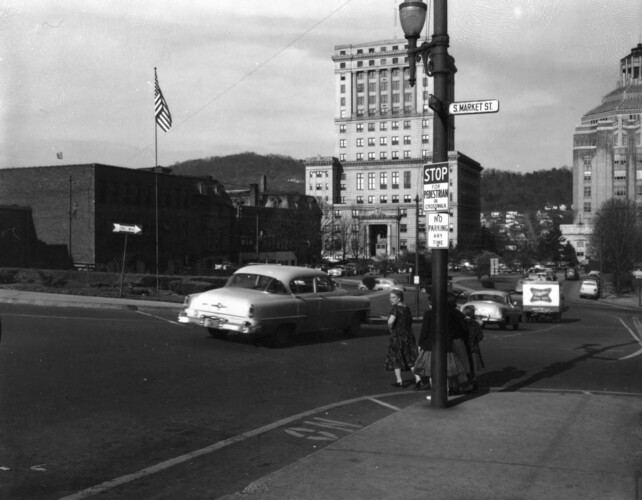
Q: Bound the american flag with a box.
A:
[154,69,172,132]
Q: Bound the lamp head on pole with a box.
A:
[399,1,427,87]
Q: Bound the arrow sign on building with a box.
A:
[112,223,143,235]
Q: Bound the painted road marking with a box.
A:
[618,316,642,360]
[365,396,401,411]
[284,417,362,441]
[136,310,182,325]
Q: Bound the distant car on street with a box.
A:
[459,290,521,330]
[358,277,406,292]
[579,279,600,300]
[327,266,345,277]
[565,267,579,280]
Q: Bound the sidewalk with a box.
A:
[219,390,642,499]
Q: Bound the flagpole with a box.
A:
[154,67,160,292]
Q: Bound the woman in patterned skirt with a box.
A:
[385,289,422,389]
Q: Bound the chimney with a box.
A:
[249,183,259,206]
[259,175,267,193]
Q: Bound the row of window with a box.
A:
[339,58,408,69]
[338,45,405,56]
[340,136,427,147]
[339,150,430,161]
[339,119,430,133]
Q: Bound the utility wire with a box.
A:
[135,0,356,161]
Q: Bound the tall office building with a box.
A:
[563,43,642,262]
[305,38,482,260]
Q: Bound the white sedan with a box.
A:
[178,265,370,346]
[459,290,521,330]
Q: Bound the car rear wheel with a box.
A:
[343,313,361,338]
[512,318,519,330]
[271,325,294,348]
[499,319,507,330]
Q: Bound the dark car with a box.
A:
[565,267,579,280]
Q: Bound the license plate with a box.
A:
[203,317,224,329]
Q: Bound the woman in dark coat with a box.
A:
[385,289,422,388]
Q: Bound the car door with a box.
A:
[289,275,324,333]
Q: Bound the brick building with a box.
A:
[228,177,322,266]
[0,164,234,272]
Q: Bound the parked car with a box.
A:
[327,266,345,277]
[565,267,579,280]
[458,290,521,330]
[587,270,602,280]
[178,265,370,345]
[579,279,600,300]
[358,277,406,292]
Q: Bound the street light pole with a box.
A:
[415,194,420,317]
[400,0,455,408]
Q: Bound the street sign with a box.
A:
[112,223,142,235]
[448,99,499,115]
[423,162,449,213]
[427,213,449,249]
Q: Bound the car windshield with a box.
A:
[471,294,505,304]
[226,273,287,294]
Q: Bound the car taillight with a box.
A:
[183,295,191,306]
[248,304,254,318]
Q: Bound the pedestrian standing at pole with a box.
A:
[462,305,484,392]
[447,293,470,395]
[385,289,422,388]
[413,297,433,391]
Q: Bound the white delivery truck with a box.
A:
[521,280,567,322]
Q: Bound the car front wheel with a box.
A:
[343,313,361,338]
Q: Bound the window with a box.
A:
[339,153,346,161]
[339,124,346,133]
[391,136,399,145]
[357,84,364,92]
[391,121,399,130]
[368,152,375,160]
[368,173,375,190]
[340,183,346,190]
[392,81,400,90]
[380,195,388,203]
[380,152,388,160]
[404,136,411,145]
[422,134,429,144]
[340,97,346,106]
[357,96,364,105]
[357,138,364,147]
[380,122,387,131]
[614,187,626,196]
[340,63,346,69]
[404,120,411,129]
[404,171,411,188]
[392,172,399,188]
[368,123,375,131]
[380,82,388,91]
[403,150,411,159]
[368,82,376,91]
[403,195,412,203]
[380,137,388,146]
[392,151,399,160]
[356,196,364,204]
[392,195,399,203]
[357,61,363,67]
[422,119,430,128]
[583,158,592,173]
[368,137,375,146]
[584,202,591,213]
[404,93,412,102]
[368,195,375,203]
[614,170,626,180]
[584,186,591,197]
[380,172,388,189]
[356,173,364,190]
[357,72,364,80]
[356,153,364,161]
[400,224,407,233]
[340,84,345,93]
[636,186,642,196]
[357,123,364,132]
[339,139,346,148]
[422,150,430,158]
[368,96,376,105]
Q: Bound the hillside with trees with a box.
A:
[170,152,306,192]
[481,167,572,212]
[170,153,573,212]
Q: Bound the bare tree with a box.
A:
[590,198,642,292]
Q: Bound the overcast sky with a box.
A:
[2,0,641,173]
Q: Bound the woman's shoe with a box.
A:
[391,382,403,388]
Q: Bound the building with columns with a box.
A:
[304,38,482,260]
[562,43,642,263]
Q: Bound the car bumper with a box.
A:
[178,311,261,334]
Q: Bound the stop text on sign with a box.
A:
[423,161,449,213]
